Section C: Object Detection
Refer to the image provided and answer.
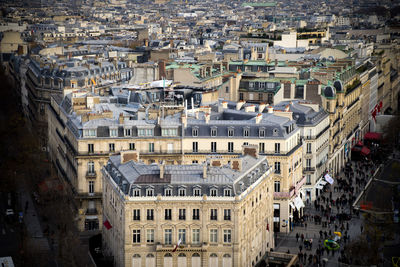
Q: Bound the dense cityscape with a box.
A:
[0,0,400,266]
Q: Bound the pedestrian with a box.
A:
[305,222,307,229]
[301,233,304,242]
[360,225,363,233]
[296,233,299,242]
[304,252,307,264]
[299,245,303,252]
[287,249,290,254]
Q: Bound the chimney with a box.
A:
[255,113,262,124]
[120,151,139,164]
[244,105,255,112]
[160,161,165,179]
[222,101,228,109]
[242,144,259,159]
[170,39,173,48]
[203,163,207,179]
[158,60,166,80]
[285,104,290,112]
[259,102,266,113]
[275,59,278,66]
[236,100,245,110]
[205,113,210,124]
[119,113,124,124]
[144,39,149,47]
[181,114,187,127]
[231,158,242,171]
[267,106,274,114]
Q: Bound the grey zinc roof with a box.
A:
[274,100,328,126]
[106,154,270,198]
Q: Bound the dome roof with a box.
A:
[324,86,336,98]
[333,80,343,92]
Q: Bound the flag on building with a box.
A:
[103,220,112,230]
[172,238,182,252]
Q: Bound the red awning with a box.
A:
[357,141,363,146]
[103,220,112,230]
[361,146,370,156]
[364,132,382,140]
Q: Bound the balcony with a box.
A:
[86,208,98,215]
[76,192,102,199]
[141,149,182,155]
[303,167,315,172]
[86,171,97,179]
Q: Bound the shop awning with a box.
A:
[103,220,112,230]
[361,146,370,156]
[364,132,382,140]
[293,196,305,210]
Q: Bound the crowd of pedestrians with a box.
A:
[284,158,380,267]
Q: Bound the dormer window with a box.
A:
[133,189,141,197]
[192,127,198,137]
[162,128,177,137]
[193,188,201,196]
[178,188,186,197]
[224,189,231,197]
[243,127,250,137]
[83,129,97,137]
[110,128,118,137]
[146,188,154,197]
[228,127,234,137]
[138,128,154,136]
[125,128,131,137]
[210,188,218,197]
[259,128,265,137]
[211,127,217,137]
[273,128,279,136]
[165,188,172,196]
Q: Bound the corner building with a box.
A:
[102,152,275,267]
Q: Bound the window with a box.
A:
[164,229,172,245]
[192,142,198,152]
[178,188,186,196]
[249,82,254,89]
[165,188,172,196]
[146,229,154,243]
[210,188,217,197]
[211,142,217,153]
[179,209,186,220]
[306,159,312,168]
[225,86,229,93]
[124,128,131,137]
[133,209,140,220]
[193,188,201,196]
[146,188,154,196]
[210,209,217,220]
[274,162,281,174]
[228,142,234,152]
[110,128,118,137]
[259,93,263,100]
[132,229,140,243]
[192,160,198,164]
[192,229,200,244]
[274,181,280,192]
[259,128,265,137]
[243,142,249,146]
[307,143,312,153]
[228,128,234,137]
[306,175,311,185]
[223,229,232,243]
[274,143,280,154]
[192,209,200,220]
[89,181,94,193]
[165,209,172,220]
[162,128,178,136]
[224,189,231,196]
[210,229,218,243]
[88,143,94,153]
[138,128,154,136]
[147,209,154,220]
[133,188,140,197]
[109,143,115,152]
[149,143,154,152]
[84,129,96,137]
[192,128,198,137]
[259,143,265,153]
[224,209,231,220]
[87,161,95,174]
[178,229,186,244]
[243,128,250,137]
[211,128,217,137]
[239,92,244,100]
[129,143,135,150]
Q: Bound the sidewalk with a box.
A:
[274,160,373,266]
[18,184,50,252]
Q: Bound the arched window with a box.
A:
[132,254,141,258]
[147,254,155,258]
[178,253,186,257]
[223,254,231,258]
[210,253,218,257]
[193,253,200,257]
[164,253,172,257]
